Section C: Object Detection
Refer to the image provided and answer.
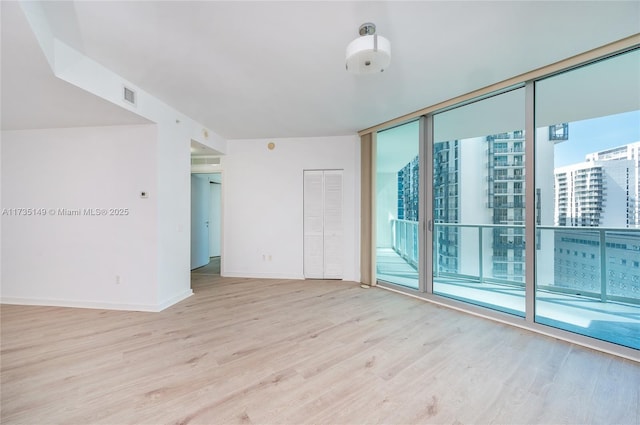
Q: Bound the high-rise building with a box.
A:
[433,140,459,273]
[554,142,640,228]
[486,131,526,281]
[397,156,419,221]
[396,155,420,267]
[588,142,640,227]
[428,126,558,283]
[553,141,640,299]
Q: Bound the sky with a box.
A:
[375,110,639,171]
[552,110,640,168]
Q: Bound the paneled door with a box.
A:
[303,170,343,279]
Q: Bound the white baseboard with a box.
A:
[222,271,305,280]
[0,291,193,312]
[157,289,193,311]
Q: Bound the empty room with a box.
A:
[1,1,639,424]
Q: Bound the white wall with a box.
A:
[222,135,360,281]
[52,51,213,308]
[17,2,226,310]
[0,131,2,294]
[155,122,194,309]
[1,125,160,310]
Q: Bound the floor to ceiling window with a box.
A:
[431,88,527,316]
[375,121,420,289]
[372,45,639,356]
[534,49,640,349]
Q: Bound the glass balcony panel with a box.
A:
[535,227,640,349]
[432,223,526,316]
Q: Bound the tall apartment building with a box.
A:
[555,141,640,228]
[553,141,640,299]
[395,155,420,267]
[427,125,558,283]
[397,156,419,221]
[433,140,459,273]
[430,127,557,283]
[486,131,527,281]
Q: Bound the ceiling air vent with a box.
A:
[123,86,136,106]
[191,157,221,166]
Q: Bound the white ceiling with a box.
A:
[2,1,639,139]
[0,2,151,131]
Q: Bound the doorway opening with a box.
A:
[190,172,222,276]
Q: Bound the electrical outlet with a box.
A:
[116,275,121,285]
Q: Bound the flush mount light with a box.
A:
[346,22,391,74]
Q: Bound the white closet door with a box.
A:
[303,171,325,278]
[322,170,343,279]
[303,170,343,280]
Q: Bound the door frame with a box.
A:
[190,170,224,276]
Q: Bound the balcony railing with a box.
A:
[391,219,419,270]
[489,188,525,195]
[388,220,640,305]
[488,175,525,181]
[431,223,640,305]
[537,226,639,304]
[493,161,525,168]
[492,256,525,263]
[488,147,526,154]
[487,201,526,208]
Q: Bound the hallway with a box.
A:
[191,256,221,275]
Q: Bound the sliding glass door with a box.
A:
[431,88,527,316]
[375,121,420,289]
[534,49,640,349]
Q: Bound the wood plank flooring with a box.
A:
[1,274,639,424]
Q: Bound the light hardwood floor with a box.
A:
[1,275,639,425]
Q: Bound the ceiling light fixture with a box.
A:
[346,22,391,74]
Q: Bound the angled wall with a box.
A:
[0,2,227,310]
